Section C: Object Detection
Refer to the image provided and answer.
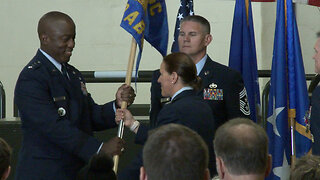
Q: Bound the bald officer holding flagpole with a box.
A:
[14,11,135,180]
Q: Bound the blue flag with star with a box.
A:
[121,0,168,78]
[267,0,311,179]
[228,0,260,122]
[266,0,290,178]
[171,0,194,53]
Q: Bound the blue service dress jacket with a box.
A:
[118,89,216,179]
[150,56,250,129]
[14,50,117,180]
[311,85,320,155]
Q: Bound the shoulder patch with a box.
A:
[239,87,250,115]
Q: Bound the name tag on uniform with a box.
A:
[203,88,223,100]
[53,96,66,102]
[160,97,171,104]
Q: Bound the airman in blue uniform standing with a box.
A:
[150,15,250,130]
[311,36,320,155]
[14,11,135,180]
[117,52,215,179]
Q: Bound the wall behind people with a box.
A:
[0,0,319,118]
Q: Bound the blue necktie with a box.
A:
[61,64,69,81]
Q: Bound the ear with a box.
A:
[140,166,147,180]
[39,34,49,45]
[216,157,225,179]
[204,34,212,46]
[171,72,178,84]
[2,166,11,180]
[265,154,272,177]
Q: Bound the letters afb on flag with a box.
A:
[171,0,194,53]
[120,0,168,76]
[266,0,311,179]
[229,0,260,122]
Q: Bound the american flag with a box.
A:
[171,0,194,53]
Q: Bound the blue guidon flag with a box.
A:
[120,0,168,78]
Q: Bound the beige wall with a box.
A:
[0,0,319,118]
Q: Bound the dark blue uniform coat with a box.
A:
[150,56,250,129]
[14,50,117,180]
[311,85,320,155]
[119,89,216,179]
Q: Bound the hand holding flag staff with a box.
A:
[115,0,168,173]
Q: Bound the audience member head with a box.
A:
[141,124,210,180]
[178,15,212,63]
[313,32,320,74]
[214,118,271,180]
[77,152,116,180]
[0,138,11,180]
[290,154,320,180]
[158,52,202,97]
[38,11,76,64]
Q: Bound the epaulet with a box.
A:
[26,60,42,70]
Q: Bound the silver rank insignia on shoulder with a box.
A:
[209,83,217,89]
[80,82,88,96]
[239,87,250,115]
[58,107,66,116]
[27,60,41,69]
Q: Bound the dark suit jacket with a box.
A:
[311,85,320,155]
[14,50,117,180]
[150,55,250,129]
[119,90,216,179]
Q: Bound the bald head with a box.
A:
[214,118,269,175]
[37,11,76,63]
[38,11,74,37]
[142,124,209,180]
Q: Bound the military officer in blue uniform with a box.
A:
[14,11,135,180]
[150,15,250,130]
[117,52,215,179]
[311,36,320,155]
